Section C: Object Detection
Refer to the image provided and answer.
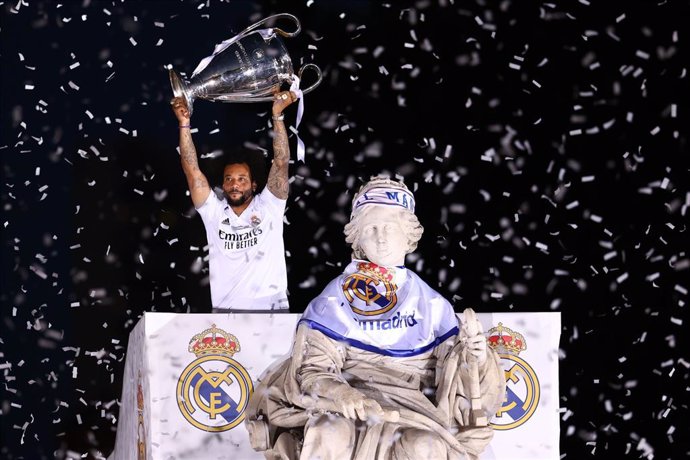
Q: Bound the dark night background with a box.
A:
[1,0,688,458]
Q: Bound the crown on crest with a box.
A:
[487,323,526,355]
[188,324,241,357]
[357,261,395,282]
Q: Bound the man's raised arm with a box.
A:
[171,97,211,208]
[266,91,297,200]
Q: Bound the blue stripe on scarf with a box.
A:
[300,319,459,357]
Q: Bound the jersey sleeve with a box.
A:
[258,186,287,214]
[194,190,223,225]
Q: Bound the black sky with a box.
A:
[1,1,689,458]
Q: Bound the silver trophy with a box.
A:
[169,13,322,114]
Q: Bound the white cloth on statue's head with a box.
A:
[299,260,458,356]
[350,180,416,219]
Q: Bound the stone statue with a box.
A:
[246,176,506,459]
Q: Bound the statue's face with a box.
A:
[357,206,408,267]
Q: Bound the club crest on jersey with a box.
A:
[342,262,398,316]
[488,323,540,430]
[250,214,262,227]
[176,325,253,432]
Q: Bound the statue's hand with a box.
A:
[465,333,488,365]
[461,312,487,364]
[338,386,384,421]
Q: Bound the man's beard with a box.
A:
[225,189,253,207]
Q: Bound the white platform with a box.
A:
[109,312,560,460]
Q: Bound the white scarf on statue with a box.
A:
[299,260,459,357]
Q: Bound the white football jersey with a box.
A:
[195,188,288,311]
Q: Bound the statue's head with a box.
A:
[344,176,424,267]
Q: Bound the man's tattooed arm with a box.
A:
[180,128,211,207]
[266,118,290,199]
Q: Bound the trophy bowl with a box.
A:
[169,13,322,115]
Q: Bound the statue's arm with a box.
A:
[294,324,350,396]
[293,324,384,421]
[452,342,506,424]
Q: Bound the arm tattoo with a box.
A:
[267,120,290,199]
[180,130,200,173]
[179,129,210,204]
[192,176,209,190]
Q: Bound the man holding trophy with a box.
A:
[170,91,297,313]
[168,13,321,313]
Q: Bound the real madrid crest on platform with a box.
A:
[342,262,398,316]
[176,324,253,432]
[488,323,540,430]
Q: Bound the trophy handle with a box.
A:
[297,63,323,96]
[237,13,301,40]
[213,63,322,103]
